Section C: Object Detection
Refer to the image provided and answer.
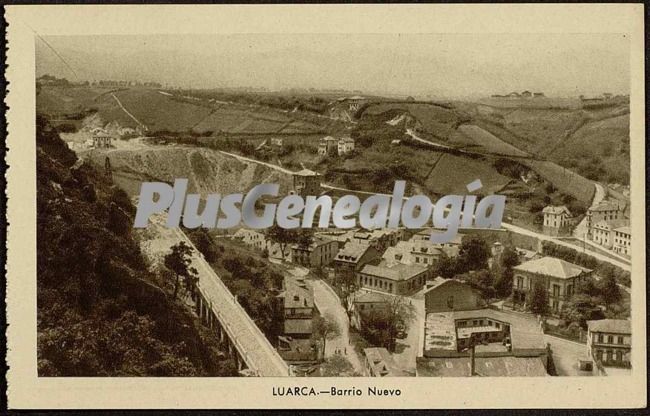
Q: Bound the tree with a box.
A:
[598,274,621,306]
[164,241,198,299]
[312,314,341,361]
[527,283,549,315]
[191,229,217,263]
[494,267,514,298]
[464,270,495,299]
[360,296,415,352]
[265,224,298,259]
[494,246,519,298]
[434,255,458,278]
[561,293,605,329]
[457,235,490,272]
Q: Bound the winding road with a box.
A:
[214,150,630,272]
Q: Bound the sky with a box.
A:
[36,34,630,98]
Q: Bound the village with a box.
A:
[219,166,632,377]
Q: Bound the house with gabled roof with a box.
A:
[333,241,380,285]
[512,256,592,314]
[542,205,573,236]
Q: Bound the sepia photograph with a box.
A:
[5,4,646,410]
[33,31,634,378]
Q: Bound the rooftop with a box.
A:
[593,219,629,230]
[280,277,314,309]
[363,347,409,376]
[294,168,320,177]
[424,308,546,355]
[542,205,571,215]
[416,356,548,377]
[587,319,631,334]
[353,290,394,304]
[613,226,631,235]
[590,201,621,212]
[284,319,314,335]
[513,256,591,280]
[360,262,428,281]
[335,242,373,264]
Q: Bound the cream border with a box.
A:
[5,4,646,409]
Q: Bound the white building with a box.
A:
[337,137,355,155]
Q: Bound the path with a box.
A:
[543,334,593,376]
[311,279,364,374]
[573,182,606,239]
[213,149,630,272]
[111,93,147,130]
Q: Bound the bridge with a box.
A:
[172,228,290,376]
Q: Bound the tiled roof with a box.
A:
[587,319,631,334]
[335,242,372,263]
[593,219,629,231]
[613,226,631,235]
[294,168,320,176]
[360,262,428,281]
[424,308,546,353]
[284,318,313,335]
[281,278,314,309]
[353,290,393,304]
[590,201,621,212]
[542,205,571,215]
[513,256,591,279]
[416,356,548,377]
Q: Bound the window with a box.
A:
[598,334,604,343]
[607,335,613,344]
[596,350,603,361]
[616,351,623,362]
[447,296,454,309]
[617,336,624,344]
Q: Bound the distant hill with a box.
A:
[36,115,237,376]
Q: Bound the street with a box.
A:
[311,279,364,374]
[543,334,593,376]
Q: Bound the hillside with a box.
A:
[84,145,293,197]
[467,103,630,185]
[36,115,236,376]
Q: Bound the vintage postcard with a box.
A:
[5,4,646,410]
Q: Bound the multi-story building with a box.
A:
[542,205,573,236]
[592,219,629,249]
[612,225,631,256]
[337,137,355,155]
[357,263,428,296]
[317,136,338,156]
[512,256,592,314]
[333,242,381,284]
[382,240,443,279]
[277,276,319,364]
[586,319,631,368]
[292,168,321,197]
[586,201,623,237]
[290,236,338,267]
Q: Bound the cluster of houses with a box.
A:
[317,136,355,156]
[232,170,631,375]
[542,200,630,257]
